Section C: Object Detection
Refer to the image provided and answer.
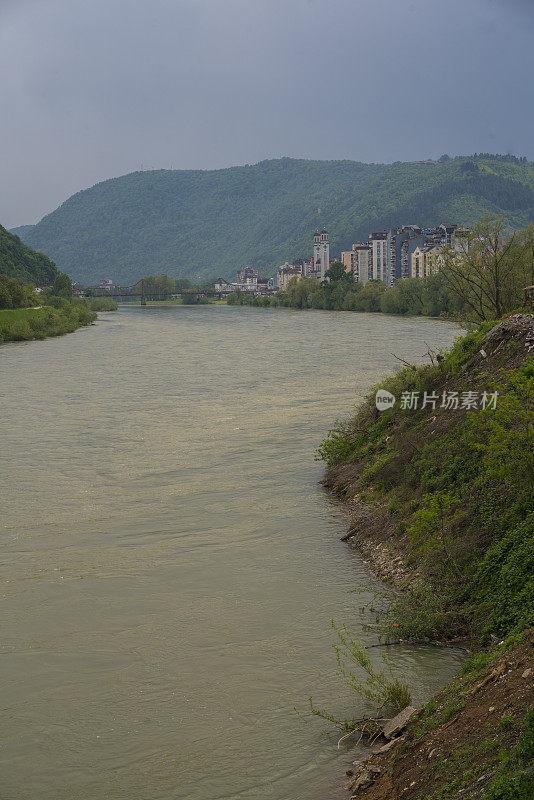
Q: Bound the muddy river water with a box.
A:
[0,305,465,799]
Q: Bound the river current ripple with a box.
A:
[0,305,465,800]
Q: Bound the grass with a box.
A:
[318,318,534,643]
[400,641,533,800]
[0,303,96,343]
[426,710,534,800]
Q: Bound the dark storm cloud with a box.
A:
[1,0,533,227]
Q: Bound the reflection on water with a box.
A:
[0,305,464,800]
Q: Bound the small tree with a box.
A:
[325,261,353,283]
[286,276,320,308]
[442,216,529,320]
[306,620,412,736]
[52,272,73,299]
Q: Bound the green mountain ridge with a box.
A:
[11,156,534,285]
[0,224,58,285]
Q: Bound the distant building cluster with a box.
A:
[215,222,469,297]
[341,223,467,286]
[273,229,330,289]
[214,267,273,296]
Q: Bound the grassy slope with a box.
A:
[0,304,96,343]
[0,224,58,285]
[12,157,534,285]
[321,315,534,644]
[320,317,534,799]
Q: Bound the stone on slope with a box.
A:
[382,706,417,740]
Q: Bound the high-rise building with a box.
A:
[313,229,330,280]
[341,244,371,284]
[370,231,390,283]
[390,225,422,282]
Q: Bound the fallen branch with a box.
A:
[336,717,390,749]
[390,352,417,369]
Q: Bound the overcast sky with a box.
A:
[1,0,533,228]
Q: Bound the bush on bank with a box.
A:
[0,300,96,343]
[0,273,38,309]
[227,272,466,318]
[0,272,108,343]
[84,296,118,311]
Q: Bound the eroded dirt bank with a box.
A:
[342,631,533,799]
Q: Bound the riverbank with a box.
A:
[0,303,96,343]
[343,631,533,799]
[319,314,534,798]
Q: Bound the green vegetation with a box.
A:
[1,223,57,285]
[0,273,38,309]
[0,302,96,343]
[128,274,210,303]
[85,296,118,311]
[307,620,411,734]
[318,320,534,643]
[414,689,534,800]
[12,155,534,285]
[181,291,210,304]
[330,620,412,712]
[132,274,193,294]
[229,268,465,317]
[0,268,98,343]
[442,218,534,320]
[482,710,534,800]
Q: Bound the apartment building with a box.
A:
[341,243,371,284]
[370,231,390,283]
[277,265,303,290]
[410,245,446,278]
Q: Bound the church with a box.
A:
[313,229,330,280]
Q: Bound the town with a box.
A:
[214,222,468,297]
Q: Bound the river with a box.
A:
[1,305,465,800]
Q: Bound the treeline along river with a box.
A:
[1,305,466,800]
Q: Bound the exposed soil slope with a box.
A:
[344,632,533,800]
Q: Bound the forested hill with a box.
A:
[12,155,534,285]
[0,224,58,285]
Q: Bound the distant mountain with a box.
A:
[0,224,57,285]
[12,156,534,285]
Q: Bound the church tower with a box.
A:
[313,229,329,280]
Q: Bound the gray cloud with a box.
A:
[1,0,533,227]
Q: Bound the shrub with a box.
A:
[471,515,534,637]
[330,620,412,714]
[85,297,118,311]
[9,319,33,340]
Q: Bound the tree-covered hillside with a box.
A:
[0,224,58,285]
[12,156,534,285]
